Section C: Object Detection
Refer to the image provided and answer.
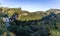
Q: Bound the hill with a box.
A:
[0,7,60,36]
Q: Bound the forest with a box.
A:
[0,7,60,36]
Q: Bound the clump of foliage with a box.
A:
[50,29,60,36]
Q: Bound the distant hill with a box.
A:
[0,7,60,21]
[46,9,60,14]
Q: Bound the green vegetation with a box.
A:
[0,7,60,36]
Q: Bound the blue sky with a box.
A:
[0,0,60,12]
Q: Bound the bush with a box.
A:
[50,29,60,36]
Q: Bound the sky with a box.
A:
[0,0,60,12]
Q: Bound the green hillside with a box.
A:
[0,7,46,21]
[0,7,60,36]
